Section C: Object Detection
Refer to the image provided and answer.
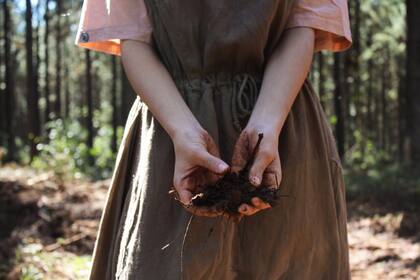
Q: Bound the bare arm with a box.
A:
[121,40,229,212]
[232,27,315,216]
[250,27,315,134]
[121,40,200,140]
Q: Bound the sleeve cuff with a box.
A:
[75,24,152,56]
[286,14,352,52]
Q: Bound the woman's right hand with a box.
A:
[172,127,230,217]
[121,40,229,216]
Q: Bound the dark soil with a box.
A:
[190,133,281,215]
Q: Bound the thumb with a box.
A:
[197,151,229,174]
[248,150,273,186]
[178,188,193,205]
[173,176,194,205]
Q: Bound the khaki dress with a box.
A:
[76,0,352,279]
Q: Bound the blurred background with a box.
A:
[0,0,419,279]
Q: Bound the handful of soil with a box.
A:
[185,133,280,216]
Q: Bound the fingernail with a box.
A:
[218,163,228,173]
[250,176,260,186]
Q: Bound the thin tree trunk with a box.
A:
[397,54,406,162]
[85,50,94,165]
[54,0,62,118]
[380,53,388,151]
[64,64,70,118]
[334,53,345,158]
[111,56,118,153]
[366,32,374,137]
[64,14,71,119]
[406,0,420,165]
[26,0,41,159]
[317,52,326,109]
[35,0,42,126]
[44,0,51,124]
[353,0,361,116]
[343,51,352,151]
[3,0,16,161]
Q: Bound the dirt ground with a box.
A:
[0,165,419,280]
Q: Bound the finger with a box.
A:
[177,188,193,205]
[251,197,271,209]
[249,148,274,187]
[187,205,223,217]
[261,154,282,188]
[173,176,195,205]
[238,204,259,216]
[197,151,229,175]
[262,170,282,188]
[231,131,250,173]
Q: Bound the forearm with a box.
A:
[121,40,203,140]
[249,27,315,134]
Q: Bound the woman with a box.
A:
[76,0,352,279]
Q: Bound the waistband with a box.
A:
[176,73,263,132]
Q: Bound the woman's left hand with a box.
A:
[231,123,282,216]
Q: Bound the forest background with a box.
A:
[0,0,419,279]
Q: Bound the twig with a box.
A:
[43,233,87,252]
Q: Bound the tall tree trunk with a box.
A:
[334,53,345,159]
[3,0,16,161]
[64,14,71,119]
[111,56,118,153]
[406,0,420,165]
[26,0,41,159]
[397,54,406,162]
[35,0,42,127]
[353,0,364,153]
[85,50,94,164]
[343,51,352,151]
[366,30,375,141]
[54,0,62,118]
[317,52,326,109]
[64,64,70,118]
[380,52,388,151]
[353,0,361,115]
[44,0,51,125]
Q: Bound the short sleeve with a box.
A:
[286,0,352,52]
[75,0,153,56]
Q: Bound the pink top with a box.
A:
[76,0,352,56]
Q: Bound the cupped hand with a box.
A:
[172,128,230,217]
[231,124,282,217]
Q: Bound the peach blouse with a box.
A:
[76,0,352,56]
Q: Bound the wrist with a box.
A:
[170,122,206,146]
[247,112,285,136]
[243,119,281,141]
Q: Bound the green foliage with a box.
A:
[345,161,420,209]
[31,118,119,180]
[345,131,420,208]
